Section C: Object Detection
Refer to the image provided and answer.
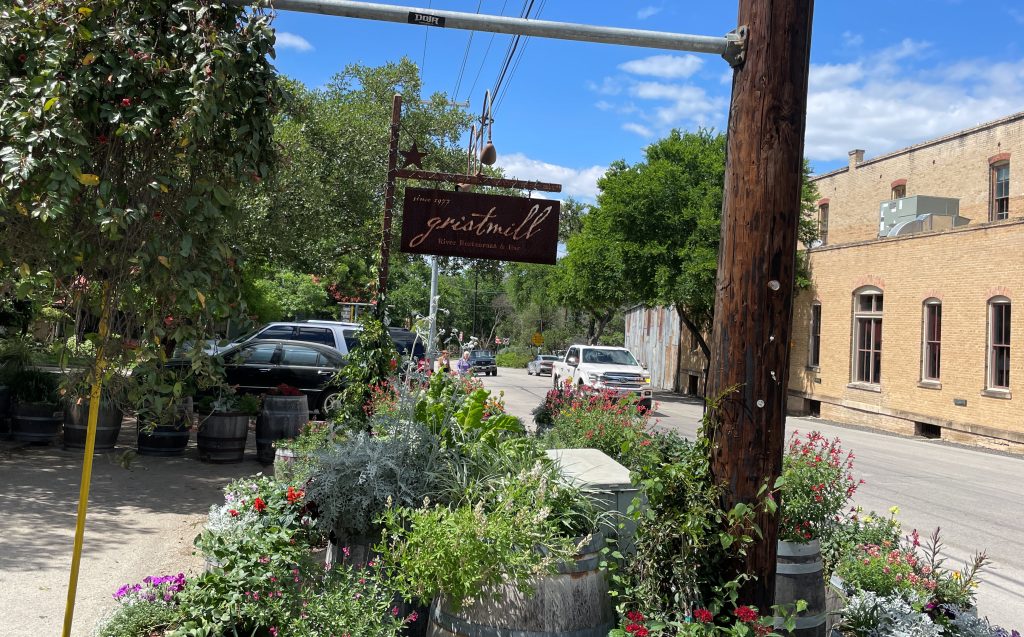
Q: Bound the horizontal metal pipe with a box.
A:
[247,0,733,56]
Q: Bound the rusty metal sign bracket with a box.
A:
[395,168,561,193]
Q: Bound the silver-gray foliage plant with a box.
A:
[840,590,942,637]
[307,416,447,539]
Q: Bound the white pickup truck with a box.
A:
[551,345,653,410]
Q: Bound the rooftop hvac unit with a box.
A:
[878,195,964,237]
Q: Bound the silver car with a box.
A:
[526,355,560,376]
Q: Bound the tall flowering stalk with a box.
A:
[778,430,862,543]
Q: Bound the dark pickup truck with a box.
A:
[468,350,497,376]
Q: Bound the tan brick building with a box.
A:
[787,111,1024,450]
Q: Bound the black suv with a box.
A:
[468,350,497,376]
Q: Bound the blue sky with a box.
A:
[269,1,1024,201]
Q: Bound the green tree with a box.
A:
[553,210,630,344]
[249,269,329,322]
[0,0,281,404]
[236,60,471,298]
[588,129,819,377]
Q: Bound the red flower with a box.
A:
[626,610,645,623]
[120,97,132,107]
[389,358,398,370]
[286,486,304,504]
[735,606,758,623]
[693,608,713,623]
[633,629,649,637]
[625,624,641,634]
[18,53,27,63]
[253,497,266,513]
[228,509,238,517]
[97,134,109,145]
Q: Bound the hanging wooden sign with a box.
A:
[400,187,560,264]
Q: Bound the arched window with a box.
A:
[852,287,883,385]
[921,299,941,382]
[988,297,1011,390]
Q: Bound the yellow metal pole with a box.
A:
[61,283,111,637]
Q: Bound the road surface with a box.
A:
[482,367,1024,630]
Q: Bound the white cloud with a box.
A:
[622,122,653,138]
[497,153,607,201]
[636,6,661,19]
[1012,9,1024,24]
[586,77,623,96]
[842,31,863,47]
[619,54,703,79]
[808,63,864,91]
[804,47,1024,164]
[275,32,314,52]
[630,82,726,125]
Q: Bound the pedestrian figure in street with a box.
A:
[437,350,451,373]
[456,351,472,375]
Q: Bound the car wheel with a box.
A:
[492,370,497,377]
[320,391,343,416]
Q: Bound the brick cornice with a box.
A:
[989,152,1011,165]
[890,178,907,188]
[817,197,830,206]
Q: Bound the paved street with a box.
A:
[482,367,1024,630]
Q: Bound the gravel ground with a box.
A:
[0,422,258,637]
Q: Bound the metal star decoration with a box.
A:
[400,141,428,169]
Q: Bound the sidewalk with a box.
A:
[0,424,257,637]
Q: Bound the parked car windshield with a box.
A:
[470,350,493,359]
[582,349,639,366]
[539,355,559,361]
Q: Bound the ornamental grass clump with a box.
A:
[778,430,861,544]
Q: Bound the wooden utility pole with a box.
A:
[706,0,814,611]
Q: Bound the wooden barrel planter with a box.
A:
[63,398,124,451]
[11,402,63,444]
[137,398,193,456]
[255,395,308,465]
[197,412,250,463]
[426,532,614,637]
[775,539,826,637]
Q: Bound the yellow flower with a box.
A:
[863,516,873,524]
[889,505,900,516]
[952,571,961,580]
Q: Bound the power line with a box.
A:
[465,0,509,101]
[452,0,484,100]
[492,0,546,117]
[420,0,432,75]
[490,0,533,102]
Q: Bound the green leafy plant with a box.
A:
[377,462,583,611]
[495,349,532,368]
[613,425,764,626]
[175,476,406,636]
[8,368,59,404]
[778,430,860,543]
[335,317,397,429]
[1,0,282,421]
[541,385,656,471]
[608,601,807,637]
[820,505,902,578]
[96,574,186,637]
